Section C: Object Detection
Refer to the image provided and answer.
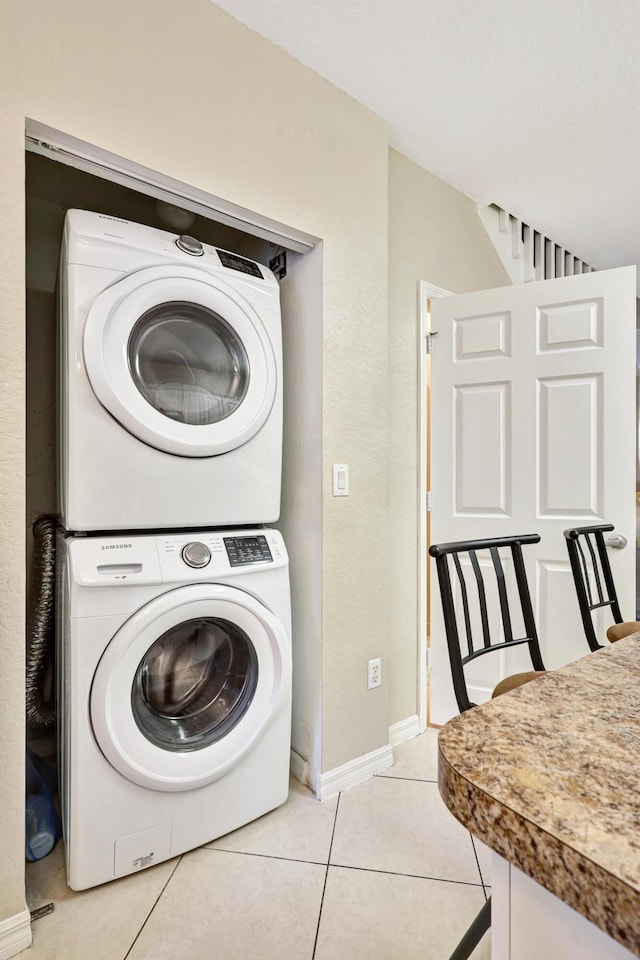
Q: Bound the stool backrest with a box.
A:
[429,534,545,713]
[563,523,623,652]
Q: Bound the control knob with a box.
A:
[175,235,204,256]
[181,541,211,568]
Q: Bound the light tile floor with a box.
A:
[26,729,491,959]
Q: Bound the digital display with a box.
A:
[224,535,273,567]
[217,250,263,278]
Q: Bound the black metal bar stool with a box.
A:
[429,533,547,960]
[564,523,639,651]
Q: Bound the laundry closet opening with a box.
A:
[25,138,324,794]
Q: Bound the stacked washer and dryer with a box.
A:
[57,210,292,890]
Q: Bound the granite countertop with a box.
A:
[438,634,640,956]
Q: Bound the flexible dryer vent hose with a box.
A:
[26,515,57,733]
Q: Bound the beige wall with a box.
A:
[1,0,389,924]
[387,149,509,726]
[0,0,514,929]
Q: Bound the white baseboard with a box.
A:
[388,714,421,747]
[318,743,393,801]
[289,749,309,786]
[0,907,31,960]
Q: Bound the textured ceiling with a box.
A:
[212,0,640,284]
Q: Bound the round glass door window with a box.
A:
[128,301,250,426]
[131,617,258,752]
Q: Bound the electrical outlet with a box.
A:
[367,657,382,689]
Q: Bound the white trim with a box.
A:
[0,907,31,960]
[289,749,309,786]
[492,854,511,960]
[318,744,393,801]
[419,280,453,301]
[417,280,452,733]
[25,120,318,255]
[388,714,421,747]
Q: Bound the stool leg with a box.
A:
[448,895,491,960]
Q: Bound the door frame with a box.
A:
[417,279,452,732]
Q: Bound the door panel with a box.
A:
[430,266,636,725]
[537,374,602,516]
[455,381,511,514]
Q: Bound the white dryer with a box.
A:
[59,210,283,531]
[57,528,292,890]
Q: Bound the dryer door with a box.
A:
[83,265,278,457]
[90,583,291,792]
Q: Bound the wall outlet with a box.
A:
[367,657,382,689]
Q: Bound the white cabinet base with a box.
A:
[492,854,637,960]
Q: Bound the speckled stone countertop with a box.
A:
[438,634,640,956]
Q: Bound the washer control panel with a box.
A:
[68,529,287,586]
[224,535,273,567]
[181,541,211,568]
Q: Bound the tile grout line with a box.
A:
[376,774,438,783]
[122,855,183,960]
[325,861,486,888]
[470,834,489,900]
[201,846,328,867]
[311,792,341,960]
[202,844,486,889]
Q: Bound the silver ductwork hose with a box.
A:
[26,515,57,733]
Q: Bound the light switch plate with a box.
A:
[332,463,349,496]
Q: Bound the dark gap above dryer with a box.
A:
[26,151,275,295]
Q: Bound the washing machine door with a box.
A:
[83,265,277,457]
[90,583,291,792]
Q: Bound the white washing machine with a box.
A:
[59,209,283,531]
[57,528,292,890]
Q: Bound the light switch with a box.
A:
[332,463,349,496]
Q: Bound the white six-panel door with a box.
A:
[429,266,636,725]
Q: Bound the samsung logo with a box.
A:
[101,543,133,550]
